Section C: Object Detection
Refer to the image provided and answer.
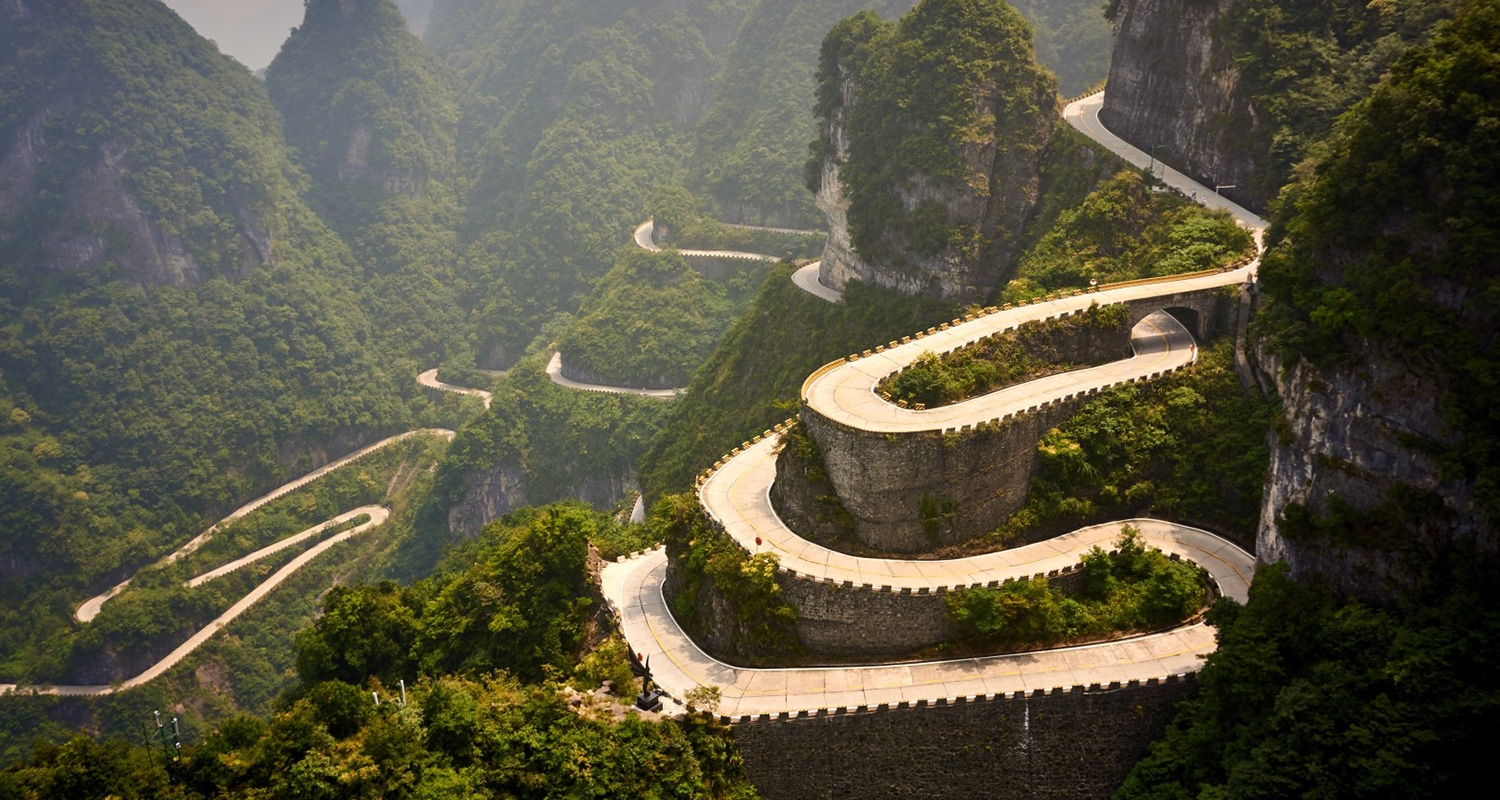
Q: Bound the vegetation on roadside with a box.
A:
[1002,170,1255,303]
[656,494,801,659]
[1,433,446,686]
[558,249,749,389]
[988,341,1274,548]
[947,528,1208,646]
[880,303,1129,407]
[0,503,759,799]
[1115,560,1499,799]
[1256,0,1500,526]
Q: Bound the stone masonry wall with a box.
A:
[731,678,1198,800]
[803,400,1084,553]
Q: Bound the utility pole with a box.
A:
[144,710,182,781]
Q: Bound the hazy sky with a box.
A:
[160,0,432,72]
[161,0,304,71]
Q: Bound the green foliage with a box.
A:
[266,0,460,189]
[294,581,425,688]
[815,0,1057,270]
[1,676,759,798]
[0,734,183,800]
[558,248,738,388]
[429,0,758,364]
[1003,170,1255,302]
[946,527,1208,645]
[411,345,669,568]
[265,0,474,368]
[571,634,639,695]
[881,302,1129,406]
[1219,0,1452,203]
[689,0,919,227]
[1007,0,1112,96]
[656,494,801,657]
[995,341,1274,544]
[294,502,609,688]
[1256,0,1500,524]
[415,505,596,682]
[1116,560,1499,799]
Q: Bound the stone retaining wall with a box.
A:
[732,677,1197,800]
[802,400,1084,553]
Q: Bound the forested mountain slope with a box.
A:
[266,0,471,365]
[0,0,421,684]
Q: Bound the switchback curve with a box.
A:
[7,423,455,696]
[634,219,842,303]
[604,92,1266,718]
[418,368,493,409]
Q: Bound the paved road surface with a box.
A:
[1065,94,1266,237]
[604,519,1251,718]
[545,351,683,399]
[418,368,494,409]
[792,261,841,303]
[805,309,1196,434]
[4,507,389,697]
[633,219,775,262]
[635,219,842,303]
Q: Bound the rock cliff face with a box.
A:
[1101,0,1262,211]
[1253,342,1486,600]
[811,0,1056,303]
[1248,5,1499,600]
[0,0,282,285]
[448,462,637,537]
[0,124,270,284]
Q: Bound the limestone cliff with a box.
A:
[0,0,292,284]
[1251,6,1498,600]
[1102,0,1450,213]
[448,462,637,536]
[810,0,1057,303]
[1099,0,1258,208]
[0,0,306,285]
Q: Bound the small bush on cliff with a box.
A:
[880,302,1130,407]
[655,493,801,657]
[946,527,1208,645]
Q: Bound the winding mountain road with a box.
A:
[4,421,455,696]
[545,351,684,399]
[634,219,842,303]
[74,428,455,623]
[603,92,1268,718]
[3,506,391,697]
[418,368,494,409]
